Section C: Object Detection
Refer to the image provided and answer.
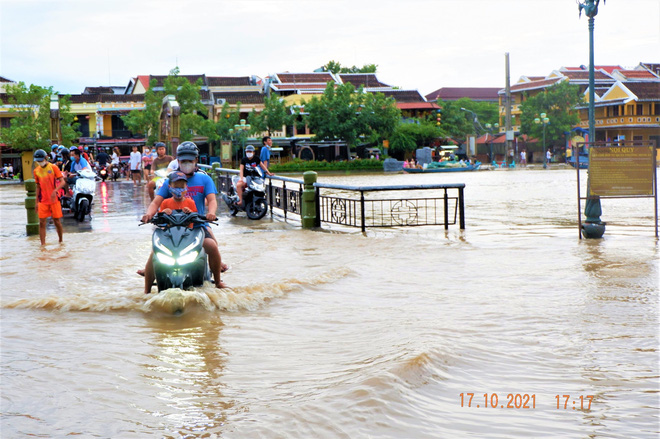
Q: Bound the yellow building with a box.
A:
[498,64,660,149]
[576,81,660,146]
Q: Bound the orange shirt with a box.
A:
[33,163,63,204]
[160,197,197,212]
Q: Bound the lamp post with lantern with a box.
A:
[578,0,606,238]
[534,113,550,169]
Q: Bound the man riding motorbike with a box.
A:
[140,141,227,293]
[235,145,273,207]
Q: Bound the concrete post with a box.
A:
[24,179,39,235]
[301,171,317,229]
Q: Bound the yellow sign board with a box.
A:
[589,146,655,196]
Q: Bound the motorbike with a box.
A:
[141,211,214,292]
[98,165,108,182]
[221,171,268,220]
[61,168,97,222]
[110,163,121,181]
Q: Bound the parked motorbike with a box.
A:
[141,211,214,292]
[61,168,97,222]
[221,172,268,220]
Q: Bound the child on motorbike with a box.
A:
[159,171,196,216]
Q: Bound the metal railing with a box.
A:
[209,166,466,232]
[314,182,465,232]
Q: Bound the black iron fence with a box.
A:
[314,183,465,232]
[209,167,466,232]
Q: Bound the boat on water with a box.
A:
[403,161,482,173]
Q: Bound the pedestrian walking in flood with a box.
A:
[33,149,65,245]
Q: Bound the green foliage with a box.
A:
[388,121,444,154]
[320,60,378,74]
[305,83,400,147]
[519,81,582,147]
[436,98,499,138]
[0,82,79,151]
[269,158,383,173]
[122,67,214,145]
[248,94,290,135]
[215,101,242,140]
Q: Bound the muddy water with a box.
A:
[1,169,658,438]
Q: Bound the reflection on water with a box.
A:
[1,170,658,438]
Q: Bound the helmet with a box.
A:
[245,145,255,153]
[33,149,47,162]
[155,142,166,148]
[70,146,78,151]
[176,141,199,160]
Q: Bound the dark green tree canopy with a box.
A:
[122,67,215,145]
[304,82,400,147]
[388,121,445,155]
[437,98,499,138]
[248,94,291,136]
[320,60,378,74]
[519,81,582,147]
[0,82,79,151]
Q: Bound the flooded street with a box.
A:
[1,169,658,438]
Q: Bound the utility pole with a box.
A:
[504,53,513,166]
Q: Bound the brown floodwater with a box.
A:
[1,168,658,438]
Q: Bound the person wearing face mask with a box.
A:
[33,149,65,245]
[140,142,227,291]
[235,144,273,207]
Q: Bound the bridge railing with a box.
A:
[207,166,466,232]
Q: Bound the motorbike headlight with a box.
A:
[155,252,176,266]
[177,251,199,265]
[154,236,173,256]
[180,234,202,256]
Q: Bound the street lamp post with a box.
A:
[534,113,550,169]
[578,0,605,238]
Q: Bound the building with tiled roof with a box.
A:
[574,80,660,146]
[338,73,390,89]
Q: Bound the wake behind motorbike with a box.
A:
[221,172,268,220]
[61,168,97,222]
[141,211,214,292]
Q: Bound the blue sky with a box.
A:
[1,0,658,96]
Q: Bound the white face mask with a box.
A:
[180,162,195,174]
[246,152,254,159]
[39,161,48,167]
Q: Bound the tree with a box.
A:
[122,67,214,145]
[215,101,242,140]
[436,98,499,138]
[248,94,290,135]
[0,82,79,151]
[519,81,582,148]
[320,60,378,74]
[388,121,445,156]
[304,82,400,147]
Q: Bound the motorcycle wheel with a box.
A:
[77,199,89,222]
[246,198,268,220]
